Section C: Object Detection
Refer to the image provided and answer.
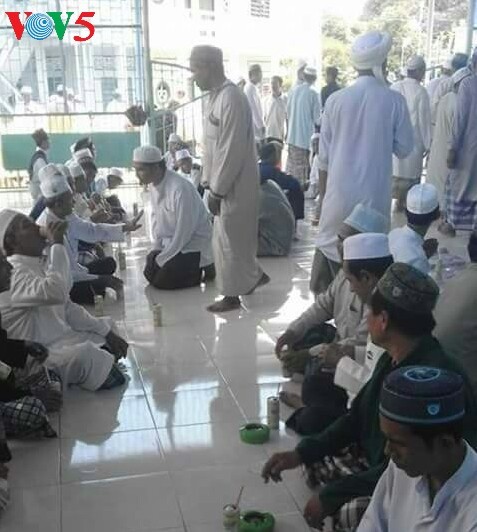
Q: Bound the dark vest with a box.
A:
[28,150,47,181]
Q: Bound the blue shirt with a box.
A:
[286,83,321,150]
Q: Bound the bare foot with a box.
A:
[245,273,271,295]
[207,296,241,313]
[438,222,456,237]
[279,391,304,410]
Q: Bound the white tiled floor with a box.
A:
[1,189,471,532]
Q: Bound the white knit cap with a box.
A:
[344,204,389,234]
[175,149,192,162]
[21,85,32,95]
[168,133,181,143]
[0,209,21,254]
[406,183,439,215]
[74,148,94,162]
[133,145,163,164]
[344,233,390,261]
[406,55,426,71]
[66,160,86,179]
[108,167,123,179]
[351,31,392,84]
[39,164,72,199]
[304,66,317,77]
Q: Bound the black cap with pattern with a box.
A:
[376,262,439,314]
[380,366,465,425]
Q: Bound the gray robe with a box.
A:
[202,80,263,296]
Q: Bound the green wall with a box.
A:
[1,132,141,171]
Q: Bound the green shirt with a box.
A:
[296,335,477,515]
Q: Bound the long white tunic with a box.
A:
[150,170,213,268]
[287,82,321,150]
[0,245,114,391]
[263,94,287,140]
[37,209,124,282]
[316,76,414,262]
[426,74,449,104]
[244,82,265,141]
[391,78,431,179]
[358,443,477,532]
[202,80,263,296]
[389,225,430,274]
[427,92,456,206]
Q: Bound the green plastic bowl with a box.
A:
[239,423,270,444]
[238,511,275,532]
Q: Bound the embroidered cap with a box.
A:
[376,262,439,314]
[380,366,465,425]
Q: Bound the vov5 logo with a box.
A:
[5,11,95,41]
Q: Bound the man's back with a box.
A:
[287,83,320,150]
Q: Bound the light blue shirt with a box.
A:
[358,443,477,532]
[286,82,321,150]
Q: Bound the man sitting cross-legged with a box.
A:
[0,209,128,391]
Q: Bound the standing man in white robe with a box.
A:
[391,55,431,211]
[263,75,287,141]
[190,45,269,313]
[426,56,452,102]
[310,30,414,295]
[244,64,266,144]
[0,210,128,391]
[427,67,471,209]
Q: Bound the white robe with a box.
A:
[202,80,263,296]
[427,92,456,207]
[0,245,114,391]
[263,94,287,140]
[149,170,213,268]
[389,225,430,274]
[426,74,449,104]
[391,78,431,180]
[244,82,265,141]
[316,76,414,262]
[358,443,477,532]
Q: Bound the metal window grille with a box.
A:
[250,0,270,18]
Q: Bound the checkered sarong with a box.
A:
[444,174,477,231]
[0,397,56,438]
[286,145,310,187]
[306,448,371,531]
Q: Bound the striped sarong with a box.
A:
[286,145,310,188]
[444,174,477,231]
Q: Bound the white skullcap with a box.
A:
[0,209,21,254]
[56,84,64,92]
[304,66,317,77]
[344,233,390,261]
[39,164,71,199]
[168,133,181,143]
[452,67,472,86]
[406,55,426,71]
[344,204,389,234]
[351,31,392,83]
[108,167,123,179]
[21,86,32,95]
[133,145,163,164]
[311,132,320,141]
[66,160,86,179]
[406,183,439,215]
[74,148,94,162]
[175,149,192,162]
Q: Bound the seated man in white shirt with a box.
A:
[36,164,141,305]
[0,209,128,391]
[358,366,477,532]
[133,145,215,290]
[389,183,440,275]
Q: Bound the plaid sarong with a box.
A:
[286,145,310,187]
[0,397,57,438]
[444,174,477,231]
[306,448,371,531]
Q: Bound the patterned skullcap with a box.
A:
[376,263,439,314]
[380,366,465,425]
